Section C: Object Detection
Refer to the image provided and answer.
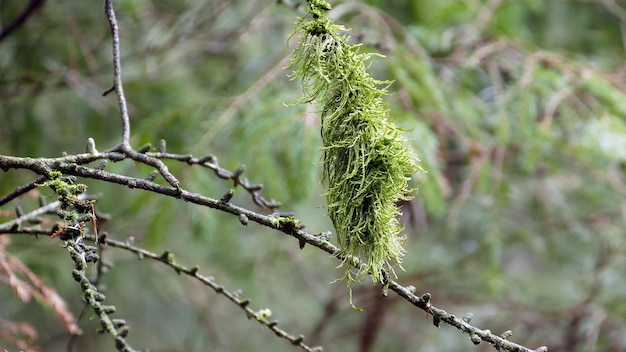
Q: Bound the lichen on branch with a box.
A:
[287,0,421,285]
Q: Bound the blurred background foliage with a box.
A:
[1,0,626,351]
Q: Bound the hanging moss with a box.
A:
[287,0,421,285]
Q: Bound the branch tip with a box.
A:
[137,143,152,153]
[104,0,131,147]
[220,189,235,203]
[158,139,167,153]
[470,333,481,345]
[102,85,114,96]
[239,213,249,225]
[462,313,474,323]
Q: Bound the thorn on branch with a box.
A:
[246,183,263,191]
[114,338,127,350]
[232,165,245,182]
[159,250,173,263]
[97,232,108,243]
[462,313,473,323]
[95,292,107,302]
[421,292,432,317]
[137,143,151,153]
[433,315,441,328]
[158,139,167,153]
[118,326,129,338]
[102,85,115,96]
[220,189,235,203]
[470,333,481,345]
[86,138,98,154]
[501,330,512,340]
[198,154,217,165]
[145,170,158,182]
[112,319,126,328]
[108,152,125,162]
[239,213,248,225]
[495,330,514,351]
[188,266,199,275]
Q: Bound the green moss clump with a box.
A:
[287,0,421,284]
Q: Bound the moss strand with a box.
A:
[288,0,421,285]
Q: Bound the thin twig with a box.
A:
[0,176,46,207]
[0,199,60,233]
[103,0,181,189]
[0,193,96,233]
[104,0,131,147]
[119,148,181,189]
[150,152,281,211]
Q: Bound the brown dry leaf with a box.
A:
[0,245,80,334]
[0,318,40,352]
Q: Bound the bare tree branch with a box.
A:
[0,153,545,352]
[98,234,322,352]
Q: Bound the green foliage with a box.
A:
[287,0,420,285]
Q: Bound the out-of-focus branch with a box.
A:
[0,0,46,43]
[0,176,46,207]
